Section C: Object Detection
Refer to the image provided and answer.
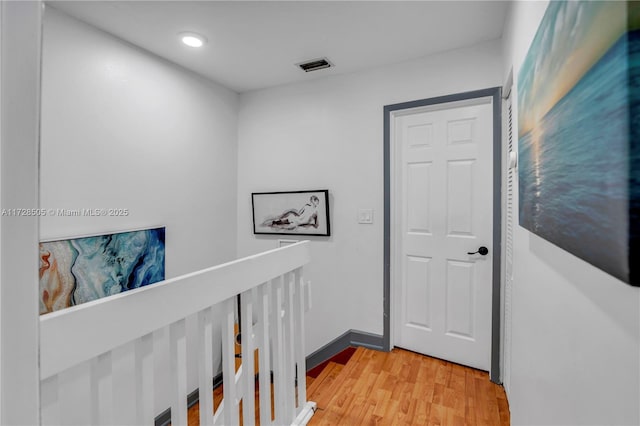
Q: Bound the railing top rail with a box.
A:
[40,241,310,379]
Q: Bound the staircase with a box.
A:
[39,241,316,426]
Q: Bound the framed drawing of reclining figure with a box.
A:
[252,190,331,237]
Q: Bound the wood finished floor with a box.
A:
[308,347,509,426]
[186,346,510,425]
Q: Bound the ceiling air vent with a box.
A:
[297,57,333,72]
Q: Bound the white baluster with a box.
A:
[258,281,273,426]
[221,297,239,425]
[213,399,225,426]
[59,361,92,425]
[198,306,215,425]
[170,319,188,426]
[284,272,297,421]
[241,290,256,425]
[271,276,286,424]
[112,341,137,425]
[135,333,155,425]
[294,269,307,410]
[90,352,112,425]
[111,342,137,425]
[153,327,170,419]
[304,280,312,312]
[40,375,60,426]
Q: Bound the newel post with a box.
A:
[0,1,43,424]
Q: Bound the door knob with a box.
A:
[467,246,489,256]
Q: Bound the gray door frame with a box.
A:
[383,87,503,383]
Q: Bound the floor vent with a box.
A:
[297,57,333,72]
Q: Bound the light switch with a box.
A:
[358,209,374,224]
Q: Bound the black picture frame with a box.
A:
[252,190,331,236]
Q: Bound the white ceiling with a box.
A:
[49,1,509,93]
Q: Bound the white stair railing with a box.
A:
[39,241,316,425]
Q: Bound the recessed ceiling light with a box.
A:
[180,32,206,48]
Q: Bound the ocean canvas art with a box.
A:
[39,227,166,314]
[518,1,640,286]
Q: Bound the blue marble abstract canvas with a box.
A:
[39,227,165,314]
[518,1,640,286]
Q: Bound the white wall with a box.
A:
[0,2,42,423]
[237,40,503,355]
[502,2,640,425]
[41,7,238,416]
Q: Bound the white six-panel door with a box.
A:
[392,97,493,371]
